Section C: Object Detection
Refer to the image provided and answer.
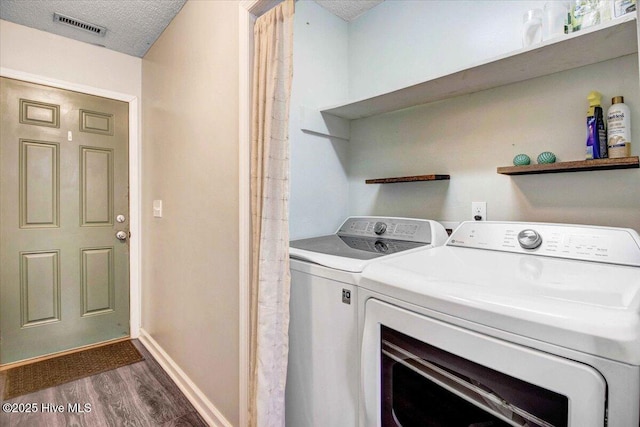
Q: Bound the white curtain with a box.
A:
[249,0,294,426]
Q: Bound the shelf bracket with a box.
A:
[299,106,350,141]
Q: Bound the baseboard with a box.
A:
[138,329,233,427]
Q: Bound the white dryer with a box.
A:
[286,216,448,427]
[359,221,640,427]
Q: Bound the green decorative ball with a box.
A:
[513,154,531,166]
[537,151,556,164]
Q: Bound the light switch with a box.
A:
[153,200,163,218]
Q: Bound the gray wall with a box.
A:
[141,1,240,424]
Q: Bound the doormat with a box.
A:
[3,340,143,400]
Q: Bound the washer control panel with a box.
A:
[373,221,387,235]
[337,217,433,243]
[448,221,640,266]
[517,229,543,249]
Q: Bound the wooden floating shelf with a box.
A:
[497,156,639,175]
[366,174,451,184]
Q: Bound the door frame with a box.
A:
[0,67,141,342]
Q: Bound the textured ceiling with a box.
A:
[0,0,187,58]
[0,0,384,58]
[314,0,384,21]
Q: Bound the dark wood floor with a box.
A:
[0,340,208,426]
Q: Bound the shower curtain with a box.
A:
[249,0,294,426]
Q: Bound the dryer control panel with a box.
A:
[448,221,640,266]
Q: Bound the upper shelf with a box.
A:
[321,13,638,120]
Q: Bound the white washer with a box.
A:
[285,216,448,427]
[359,221,640,426]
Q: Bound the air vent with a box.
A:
[53,13,106,36]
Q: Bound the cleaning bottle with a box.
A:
[607,96,631,158]
[585,91,607,159]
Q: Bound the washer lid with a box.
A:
[289,236,426,272]
[290,235,426,259]
[360,242,640,365]
[289,216,449,272]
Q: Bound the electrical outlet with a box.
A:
[472,202,486,221]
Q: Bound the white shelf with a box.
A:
[321,13,638,120]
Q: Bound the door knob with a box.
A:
[115,231,128,241]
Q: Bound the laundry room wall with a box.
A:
[289,1,640,237]
[289,0,350,239]
[347,0,547,100]
[348,55,640,229]
[344,1,640,231]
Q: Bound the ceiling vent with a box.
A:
[53,13,106,36]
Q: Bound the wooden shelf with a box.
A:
[321,13,637,120]
[497,157,639,175]
[366,174,450,184]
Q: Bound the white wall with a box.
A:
[0,19,141,98]
[289,1,350,239]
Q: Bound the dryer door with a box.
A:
[361,299,607,427]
